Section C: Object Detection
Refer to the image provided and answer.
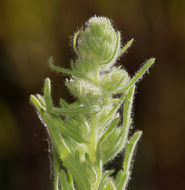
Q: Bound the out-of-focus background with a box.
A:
[0,0,185,189]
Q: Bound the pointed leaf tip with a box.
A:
[119,38,134,55]
[44,78,53,111]
[30,95,46,112]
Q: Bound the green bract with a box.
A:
[30,16,155,190]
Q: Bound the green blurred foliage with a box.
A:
[0,99,21,155]
[0,0,185,189]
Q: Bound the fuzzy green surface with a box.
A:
[30,16,154,190]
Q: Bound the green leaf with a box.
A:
[100,86,135,163]
[119,85,135,148]
[105,32,120,64]
[98,170,115,190]
[42,113,71,160]
[99,94,125,130]
[70,59,76,71]
[118,58,155,92]
[123,131,142,174]
[36,94,45,107]
[119,38,134,56]
[50,115,89,144]
[59,98,69,108]
[48,57,94,83]
[105,74,126,92]
[30,95,46,112]
[116,131,142,190]
[69,100,82,107]
[44,78,53,111]
[51,105,91,115]
[63,152,92,190]
[73,31,80,56]
[102,86,135,163]
[103,32,121,66]
[60,170,74,190]
[53,148,60,190]
[103,181,117,190]
[98,117,119,145]
[99,128,121,163]
[115,171,128,190]
[67,172,74,188]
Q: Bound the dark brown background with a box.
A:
[0,0,185,189]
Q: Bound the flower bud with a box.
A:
[77,16,120,69]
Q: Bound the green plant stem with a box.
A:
[88,116,98,163]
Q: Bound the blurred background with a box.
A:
[0,0,185,189]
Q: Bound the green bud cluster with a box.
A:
[77,17,118,68]
[67,16,131,108]
[30,16,155,190]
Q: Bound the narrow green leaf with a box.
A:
[51,105,91,115]
[51,115,89,144]
[69,100,81,107]
[104,181,117,190]
[119,38,134,55]
[105,74,126,92]
[98,117,119,145]
[103,32,121,66]
[70,59,76,71]
[116,172,128,190]
[36,94,45,107]
[30,95,46,112]
[60,170,74,190]
[42,113,71,160]
[53,148,60,190]
[100,86,135,163]
[44,78,53,111]
[123,85,135,129]
[100,94,125,129]
[67,172,74,187]
[100,128,121,163]
[63,153,91,190]
[48,57,94,83]
[119,85,135,148]
[59,98,69,108]
[116,131,142,190]
[119,58,155,92]
[98,170,114,190]
[73,31,80,56]
[123,131,142,174]
[115,170,123,185]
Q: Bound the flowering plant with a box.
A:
[30,16,154,190]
